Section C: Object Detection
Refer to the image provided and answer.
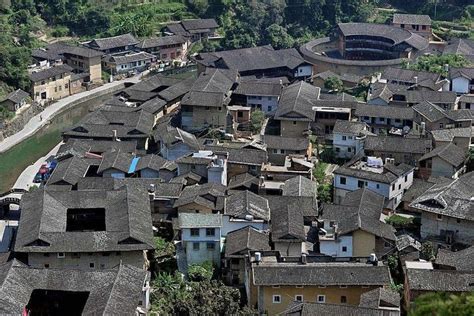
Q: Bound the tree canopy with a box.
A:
[410,292,474,316]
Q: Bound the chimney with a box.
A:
[413,76,418,85]
[301,254,307,265]
[367,253,378,266]
[112,130,117,141]
[444,64,449,73]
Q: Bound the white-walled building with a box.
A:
[450,67,474,94]
[332,120,373,159]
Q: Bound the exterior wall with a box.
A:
[182,227,221,267]
[161,142,194,161]
[280,120,309,138]
[420,211,474,244]
[334,174,390,199]
[156,42,188,61]
[451,77,469,94]
[431,156,462,178]
[221,216,267,237]
[258,285,380,315]
[319,235,353,257]
[247,95,279,113]
[0,99,21,112]
[274,242,303,257]
[32,74,71,103]
[267,149,306,165]
[364,149,423,167]
[393,23,432,39]
[65,55,102,82]
[227,163,259,178]
[182,106,227,132]
[208,161,227,186]
[352,230,376,257]
[108,58,153,74]
[70,78,85,95]
[102,168,126,178]
[140,168,160,178]
[295,64,313,78]
[177,202,213,214]
[177,163,208,178]
[28,251,145,270]
[333,133,364,159]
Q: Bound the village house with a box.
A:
[85,33,139,56]
[0,89,29,112]
[223,226,270,285]
[103,51,156,75]
[232,78,283,113]
[392,14,432,39]
[312,100,357,137]
[458,94,474,111]
[154,124,201,161]
[173,183,226,213]
[413,101,473,134]
[260,156,314,194]
[163,18,220,42]
[62,109,155,150]
[138,35,189,61]
[319,189,396,258]
[332,120,373,159]
[176,150,228,185]
[194,45,312,80]
[248,255,392,315]
[222,190,270,236]
[15,185,154,270]
[227,173,260,193]
[30,64,73,103]
[449,67,474,94]
[180,68,238,132]
[409,172,474,246]
[418,143,467,179]
[363,135,433,167]
[263,135,311,165]
[430,127,473,150]
[379,67,447,91]
[312,70,362,90]
[435,246,474,271]
[404,264,474,310]
[355,104,414,135]
[0,259,150,315]
[333,157,414,209]
[274,81,319,137]
[271,205,307,257]
[177,213,222,268]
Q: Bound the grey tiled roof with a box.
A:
[333,120,369,135]
[419,143,467,167]
[88,33,139,51]
[355,104,414,120]
[381,67,441,90]
[334,162,414,184]
[178,213,222,228]
[443,39,474,60]
[29,64,73,82]
[225,226,270,257]
[47,156,91,186]
[205,145,267,166]
[3,89,29,103]
[436,247,474,271]
[364,135,432,154]
[396,234,421,252]
[174,183,226,210]
[127,74,183,93]
[98,150,134,173]
[139,35,187,49]
[430,127,473,142]
[155,124,201,149]
[225,190,270,221]
[412,101,446,122]
[181,18,218,31]
[181,90,225,107]
[282,176,317,198]
[253,263,391,286]
[266,195,318,219]
[104,51,156,64]
[410,172,474,220]
[393,13,432,25]
[275,81,320,121]
[406,269,474,292]
[263,135,309,151]
[227,173,259,190]
[234,80,282,96]
[157,77,196,102]
[0,260,147,315]
[271,205,305,242]
[135,154,169,172]
[139,96,167,114]
[15,186,154,253]
[56,139,137,159]
[449,67,474,80]
[285,302,395,316]
[313,70,361,84]
[359,287,400,308]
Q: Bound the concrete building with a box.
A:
[138,35,189,61]
[333,120,373,159]
[163,18,220,42]
[0,89,29,112]
[355,104,414,135]
[103,52,156,75]
[86,33,139,56]
[14,186,154,270]
[430,127,473,150]
[418,143,467,179]
[232,79,282,113]
[333,158,414,209]
[449,67,474,94]
[392,14,432,39]
[29,64,73,103]
[178,213,222,268]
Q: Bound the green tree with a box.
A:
[405,54,471,76]
[410,292,474,316]
[324,76,344,92]
[420,242,435,261]
[188,261,214,281]
[250,109,265,134]
[265,24,295,49]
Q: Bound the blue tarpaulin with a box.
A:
[128,157,140,174]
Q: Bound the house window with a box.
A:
[341,296,347,303]
[339,285,348,288]
[206,228,215,236]
[422,25,427,30]
[457,219,461,223]
[296,285,304,288]
[342,136,347,141]
[43,253,49,257]
[295,295,303,302]
[273,149,278,154]
[439,123,444,128]
[207,242,215,250]
[72,253,80,258]
[342,246,347,252]
[347,148,352,152]
[340,177,346,185]
[317,295,326,303]
[293,121,297,125]
[273,295,281,303]
[335,147,340,152]
[190,228,200,236]
[398,184,402,190]
[376,184,380,189]
[193,242,200,251]
[272,285,281,288]
[89,263,95,268]
[392,184,395,190]
[358,180,364,188]
[44,264,50,268]
[405,175,408,182]
[57,253,65,258]
[437,214,443,221]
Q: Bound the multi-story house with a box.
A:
[155,124,202,161]
[409,172,474,246]
[138,35,189,61]
[333,157,414,209]
[232,78,282,113]
[274,81,319,137]
[449,67,474,94]
[248,254,392,315]
[0,89,29,112]
[413,101,473,133]
[458,94,474,111]
[86,33,139,56]
[103,52,156,75]
[430,127,473,150]
[319,189,396,258]
[263,135,311,165]
[30,64,73,103]
[392,14,432,39]
[333,120,373,159]
[379,67,446,91]
[418,143,467,179]
[363,135,432,167]
[173,183,226,213]
[15,186,154,270]
[163,19,220,42]
[178,213,222,268]
[355,104,414,135]
[176,150,228,185]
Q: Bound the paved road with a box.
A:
[0,75,142,153]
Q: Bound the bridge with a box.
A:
[0,189,26,216]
